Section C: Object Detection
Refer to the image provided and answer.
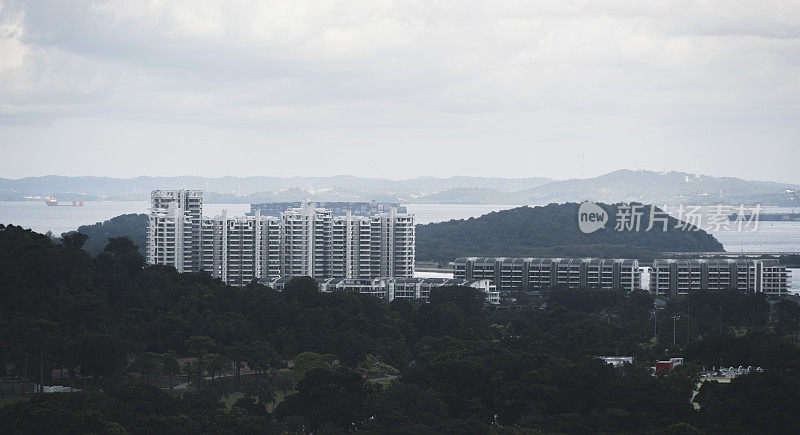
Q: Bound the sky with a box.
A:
[1,0,799,182]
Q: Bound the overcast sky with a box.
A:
[1,0,799,181]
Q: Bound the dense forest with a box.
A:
[416,203,724,265]
[1,224,798,433]
[62,213,148,256]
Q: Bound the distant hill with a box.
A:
[203,188,403,204]
[62,213,148,256]
[415,203,724,265]
[409,187,519,204]
[411,170,800,205]
[1,170,797,205]
[0,175,553,202]
[515,169,800,206]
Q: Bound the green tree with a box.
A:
[293,352,336,372]
[71,332,128,388]
[282,276,319,306]
[183,359,203,392]
[224,342,248,384]
[136,352,163,386]
[186,336,216,356]
[248,341,281,382]
[8,317,59,393]
[275,367,378,431]
[163,350,180,389]
[203,353,231,380]
[61,232,89,250]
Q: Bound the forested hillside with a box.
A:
[62,213,148,256]
[1,224,799,433]
[416,203,724,264]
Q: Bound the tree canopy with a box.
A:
[0,223,797,433]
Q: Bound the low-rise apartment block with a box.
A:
[454,257,641,292]
[650,258,790,298]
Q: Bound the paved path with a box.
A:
[367,375,399,382]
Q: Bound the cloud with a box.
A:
[0,0,799,180]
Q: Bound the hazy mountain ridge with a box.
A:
[2,170,798,205]
[0,174,552,201]
[515,170,800,206]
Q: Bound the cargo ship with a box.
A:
[43,196,84,206]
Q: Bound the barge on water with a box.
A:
[44,196,84,206]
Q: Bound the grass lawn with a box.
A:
[221,392,245,409]
[163,388,185,398]
[159,370,304,411]
[221,389,295,411]
[0,394,29,408]
[280,369,305,384]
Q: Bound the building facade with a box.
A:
[650,258,790,298]
[147,191,414,285]
[147,190,203,273]
[453,257,641,292]
[195,211,281,286]
[260,276,499,304]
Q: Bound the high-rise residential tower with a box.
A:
[147,190,203,273]
[146,191,415,285]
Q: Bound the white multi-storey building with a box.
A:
[147,190,203,273]
[454,257,641,292]
[147,191,415,285]
[196,211,280,286]
[650,258,790,298]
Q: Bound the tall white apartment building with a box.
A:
[147,191,415,285]
[276,203,415,281]
[280,202,332,277]
[147,190,203,273]
[196,211,281,286]
[329,209,415,279]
